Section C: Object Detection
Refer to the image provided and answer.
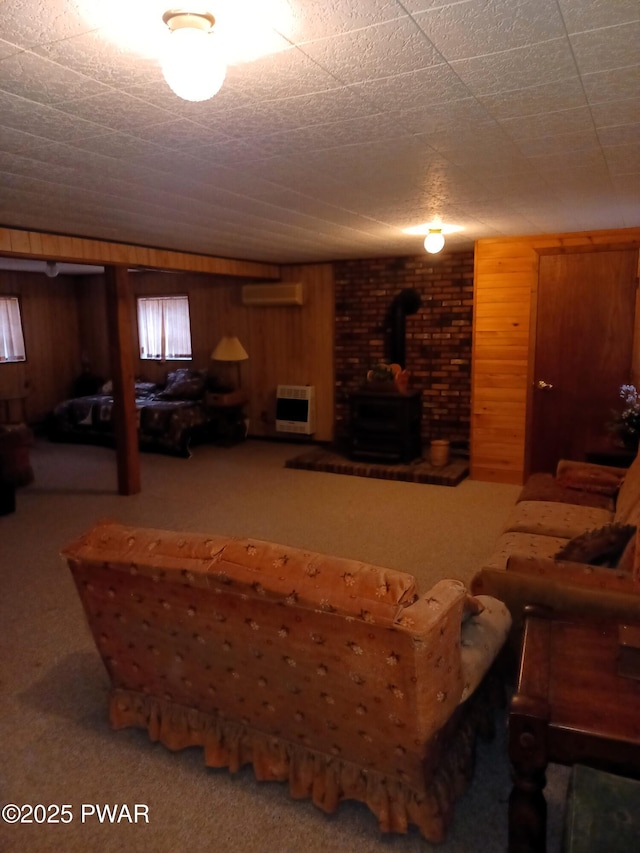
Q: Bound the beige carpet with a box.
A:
[0,439,570,852]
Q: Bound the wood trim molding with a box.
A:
[0,226,281,280]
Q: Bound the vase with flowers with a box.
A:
[608,384,640,451]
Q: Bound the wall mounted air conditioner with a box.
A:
[276,385,315,435]
[241,282,305,307]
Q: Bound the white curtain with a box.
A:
[137,296,192,361]
[0,296,27,362]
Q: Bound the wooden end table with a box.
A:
[508,606,640,852]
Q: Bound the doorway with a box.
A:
[528,249,639,474]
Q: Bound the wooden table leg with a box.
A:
[508,697,549,852]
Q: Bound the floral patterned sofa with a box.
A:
[62,521,511,843]
[471,449,640,633]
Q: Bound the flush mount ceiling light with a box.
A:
[161,9,226,102]
[402,221,463,255]
[424,229,445,254]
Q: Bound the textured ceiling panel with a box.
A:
[0,0,637,264]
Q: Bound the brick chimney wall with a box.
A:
[334,251,474,448]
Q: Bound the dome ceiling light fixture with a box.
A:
[161,9,227,102]
[424,228,445,254]
[402,220,463,255]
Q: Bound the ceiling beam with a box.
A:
[0,226,281,280]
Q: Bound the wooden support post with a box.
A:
[104,265,141,495]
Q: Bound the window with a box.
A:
[0,296,27,363]
[137,295,192,361]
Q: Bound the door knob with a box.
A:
[535,380,554,391]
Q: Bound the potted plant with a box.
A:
[608,384,640,450]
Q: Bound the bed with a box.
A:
[49,369,213,458]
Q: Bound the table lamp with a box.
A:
[211,335,249,389]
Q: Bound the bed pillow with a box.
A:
[158,369,205,400]
[555,523,636,567]
[134,380,158,398]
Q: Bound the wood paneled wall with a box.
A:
[0,271,81,423]
[472,227,640,484]
[76,264,336,442]
[0,226,279,280]
[248,264,335,441]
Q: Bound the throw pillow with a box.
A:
[158,370,205,400]
[556,460,625,496]
[555,523,636,567]
[462,592,485,622]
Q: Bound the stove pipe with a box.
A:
[385,288,422,368]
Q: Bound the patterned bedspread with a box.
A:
[50,393,208,457]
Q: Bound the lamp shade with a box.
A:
[211,336,249,362]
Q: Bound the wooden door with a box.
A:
[529,250,638,473]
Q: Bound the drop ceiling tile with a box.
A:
[252,112,415,158]
[413,0,566,61]
[31,29,165,89]
[612,172,640,194]
[392,97,495,135]
[210,86,378,140]
[0,49,111,104]
[449,38,578,95]
[582,66,640,105]
[299,18,442,86]
[556,0,640,34]
[479,77,587,120]
[498,106,595,140]
[112,147,203,178]
[225,47,344,101]
[438,144,534,173]
[0,123,58,154]
[278,0,408,42]
[514,128,600,157]
[603,143,640,175]
[590,97,640,129]
[0,0,95,48]
[0,39,22,60]
[598,123,640,146]
[54,91,174,133]
[64,130,172,160]
[127,119,232,150]
[174,167,289,202]
[0,149,78,185]
[531,166,613,193]
[350,63,471,112]
[400,1,476,12]
[413,122,510,152]
[570,22,640,75]
[165,138,263,168]
[0,90,112,143]
[525,147,609,173]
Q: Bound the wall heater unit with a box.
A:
[276,385,315,435]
